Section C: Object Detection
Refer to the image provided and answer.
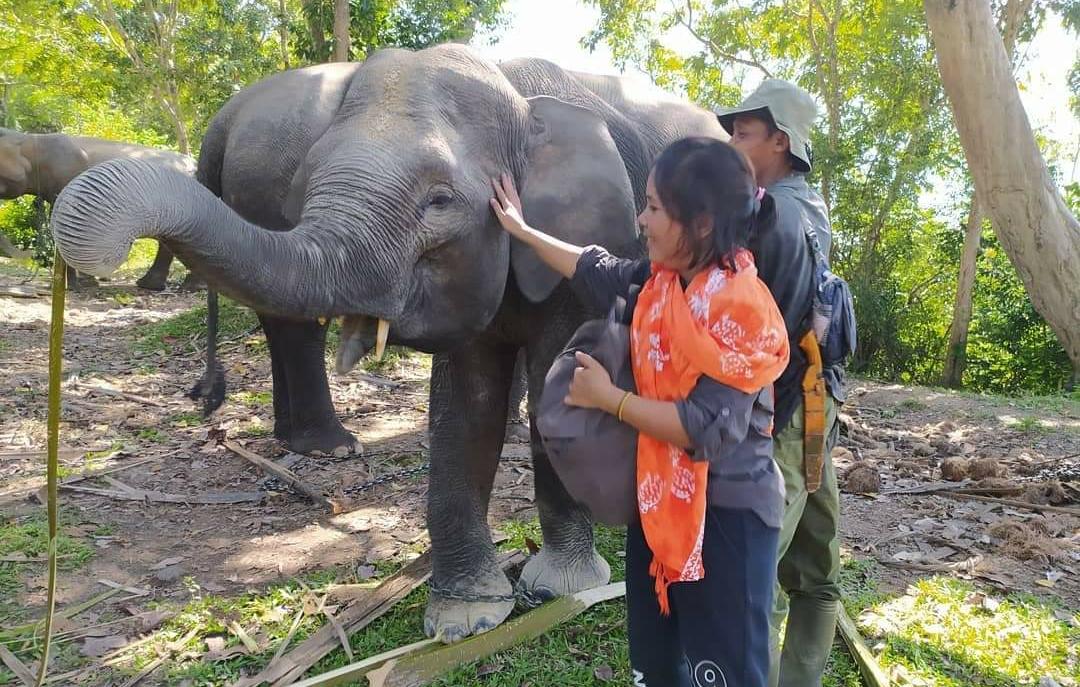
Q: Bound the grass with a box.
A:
[170,411,206,428]
[0,513,95,621]
[898,398,928,411]
[1012,415,1046,433]
[136,428,167,443]
[134,296,259,355]
[16,518,1072,686]
[100,522,864,686]
[229,390,272,408]
[839,560,1078,686]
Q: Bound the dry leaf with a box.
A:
[594,664,615,681]
[356,565,377,580]
[81,635,128,657]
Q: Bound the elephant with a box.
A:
[566,69,729,159]
[49,44,728,641]
[0,128,196,290]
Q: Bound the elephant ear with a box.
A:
[0,135,32,191]
[512,96,638,303]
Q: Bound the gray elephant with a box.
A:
[50,45,726,641]
[0,128,196,290]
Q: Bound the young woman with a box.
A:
[490,138,790,686]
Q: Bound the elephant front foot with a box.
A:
[135,272,168,291]
[517,545,610,603]
[287,423,363,458]
[68,273,99,290]
[424,568,515,643]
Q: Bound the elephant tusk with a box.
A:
[375,319,390,361]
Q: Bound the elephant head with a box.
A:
[0,129,33,198]
[50,45,640,360]
[1,128,91,201]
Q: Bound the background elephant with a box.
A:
[0,128,196,289]
[50,44,726,641]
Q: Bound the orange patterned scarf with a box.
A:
[630,248,789,614]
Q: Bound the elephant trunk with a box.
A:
[51,158,401,322]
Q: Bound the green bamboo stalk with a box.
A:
[34,251,66,686]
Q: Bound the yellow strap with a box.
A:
[799,330,827,493]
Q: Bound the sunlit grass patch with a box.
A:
[134,296,259,355]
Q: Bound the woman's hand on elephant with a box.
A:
[565,351,623,412]
[490,173,529,237]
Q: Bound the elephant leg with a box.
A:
[504,350,530,444]
[177,271,206,292]
[135,242,173,291]
[517,345,610,600]
[261,316,361,455]
[65,265,98,290]
[258,315,293,443]
[424,342,518,643]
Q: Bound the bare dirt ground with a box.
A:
[1,261,1077,683]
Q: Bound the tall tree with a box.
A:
[295,0,507,64]
[941,0,1034,387]
[333,0,350,61]
[925,0,1080,376]
[93,0,192,153]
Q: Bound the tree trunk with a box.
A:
[939,0,1030,388]
[806,0,843,215]
[942,201,983,387]
[278,0,291,69]
[302,0,326,59]
[332,0,350,62]
[925,0,1080,373]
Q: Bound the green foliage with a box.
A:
[134,296,259,355]
[0,196,53,264]
[964,231,1072,393]
[0,513,94,619]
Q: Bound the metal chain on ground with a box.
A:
[426,579,547,610]
[341,461,431,495]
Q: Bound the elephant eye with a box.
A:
[427,192,454,209]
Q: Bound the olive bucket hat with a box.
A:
[715,79,818,173]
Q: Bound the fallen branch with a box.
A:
[0,285,46,299]
[81,384,166,408]
[367,582,626,687]
[0,643,35,686]
[59,481,263,505]
[61,458,156,486]
[836,604,890,687]
[237,549,525,687]
[119,626,200,687]
[876,554,983,574]
[223,441,343,514]
[0,447,108,461]
[0,554,75,564]
[882,481,970,495]
[941,492,1080,516]
[0,588,120,641]
[287,639,440,687]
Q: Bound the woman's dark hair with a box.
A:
[651,137,776,272]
